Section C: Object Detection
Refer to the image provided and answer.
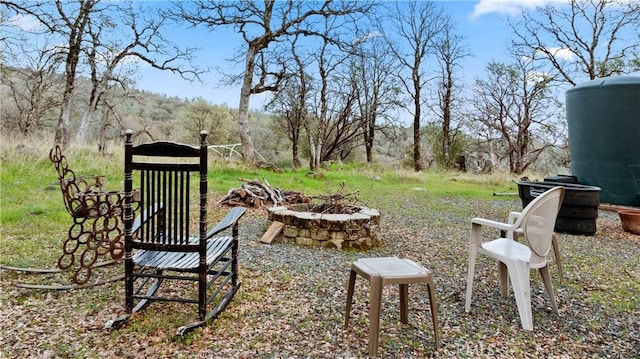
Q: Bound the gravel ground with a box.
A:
[1,197,639,358]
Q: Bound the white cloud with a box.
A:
[352,31,383,45]
[6,14,41,31]
[526,70,550,83]
[471,0,563,19]
[542,47,576,61]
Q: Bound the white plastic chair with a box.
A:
[505,211,564,283]
[465,186,565,330]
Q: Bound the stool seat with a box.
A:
[344,257,440,357]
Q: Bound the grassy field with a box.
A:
[1,140,638,358]
[0,141,517,269]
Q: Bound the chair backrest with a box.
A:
[124,130,208,251]
[520,186,565,263]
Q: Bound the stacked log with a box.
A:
[219,179,309,207]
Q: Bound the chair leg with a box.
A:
[538,266,559,314]
[198,265,207,321]
[465,248,477,312]
[344,269,357,329]
[399,284,409,324]
[124,258,134,313]
[368,276,383,358]
[425,276,440,350]
[551,234,564,283]
[106,270,163,331]
[498,261,509,297]
[132,275,164,313]
[507,262,533,330]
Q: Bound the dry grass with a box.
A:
[1,133,637,358]
[1,200,638,358]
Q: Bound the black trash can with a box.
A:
[517,181,601,235]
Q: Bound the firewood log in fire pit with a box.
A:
[219,178,309,207]
[308,190,362,214]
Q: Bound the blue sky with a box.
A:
[5,0,636,109]
[135,0,535,108]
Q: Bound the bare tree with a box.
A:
[510,0,640,86]
[42,0,99,148]
[182,99,234,144]
[3,0,200,147]
[431,19,470,168]
[75,3,199,143]
[0,33,63,135]
[471,56,563,174]
[305,25,364,170]
[171,1,374,165]
[351,31,402,163]
[385,1,446,171]
[266,34,312,170]
[269,85,305,170]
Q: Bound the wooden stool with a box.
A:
[344,257,440,357]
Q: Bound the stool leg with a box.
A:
[369,275,383,358]
[426,276,440,350]
[399,283,409,324]
[344,269,357,329]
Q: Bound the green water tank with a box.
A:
[565,76,640,207]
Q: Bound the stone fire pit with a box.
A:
[266,204,381,250]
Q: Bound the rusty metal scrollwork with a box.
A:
[50,146,137,284]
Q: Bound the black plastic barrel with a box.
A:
[565,76,640,207]
[517,181,601,235]
[544,175,578,184]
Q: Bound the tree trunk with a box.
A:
[413,115,421,172]
[413,84,422,172]
[97,110,109,155]
[308,137,317,170]
[442,70,452,167]
[291,129,301,170]
[76,107,95,143]
[54,101,72,148]
[292,141,301,170]
[237,45,257,164]
[413,62,422,172]
[442,104,451,167]
[364,114,375,163]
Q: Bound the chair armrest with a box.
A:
[504,211,523,239]
[471,217,518,232]
[507,211,521,224]
[206,207,246,239]
[470,217,523,246]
